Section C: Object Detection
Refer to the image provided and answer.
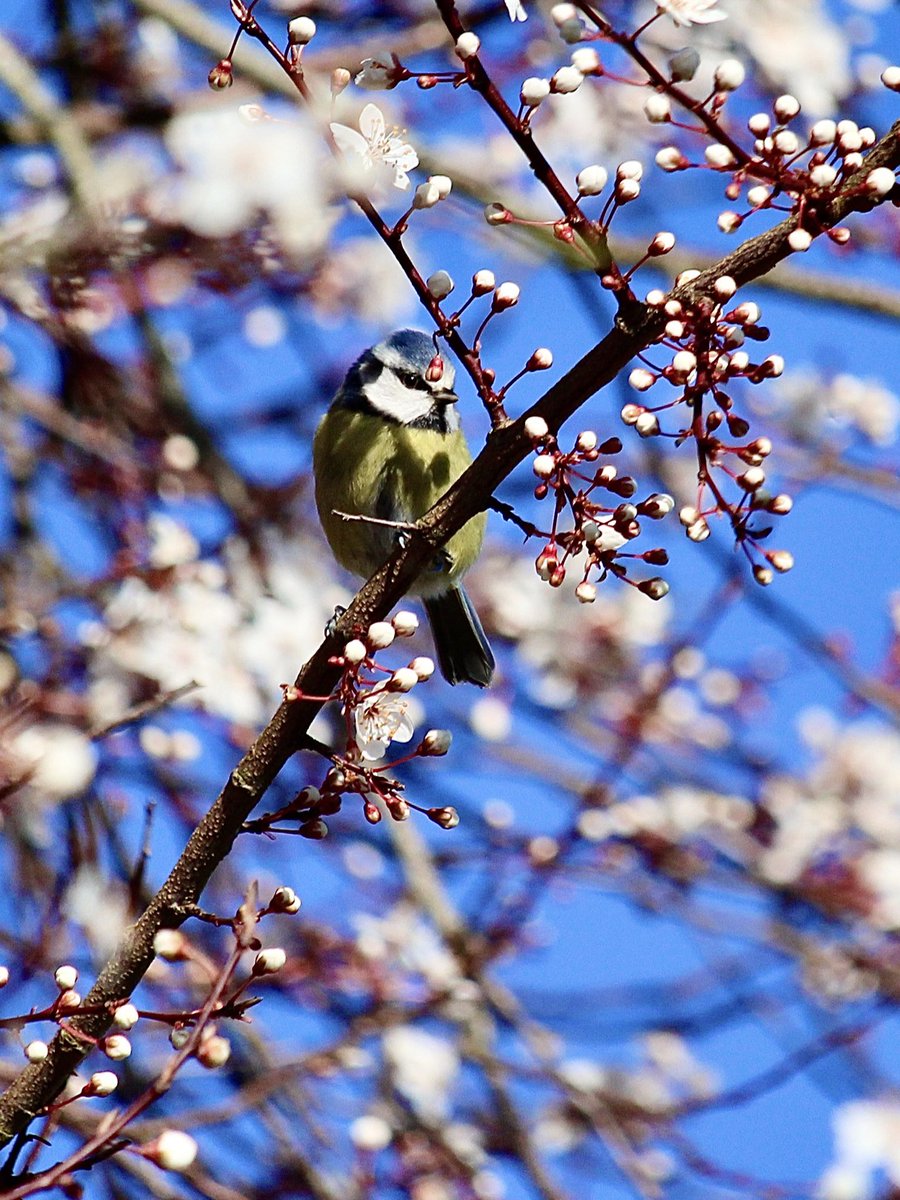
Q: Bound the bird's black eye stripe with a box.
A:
[397,368,427,391]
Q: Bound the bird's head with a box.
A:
[338,329,459,431]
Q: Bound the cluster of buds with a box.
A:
[523,418,670,602]
[625,287,794,581]
[657,83,897,249]
[276,616,457,834]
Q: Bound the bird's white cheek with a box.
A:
[365,373,434,424]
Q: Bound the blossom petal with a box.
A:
[330,122,370,163]
[358,103,386,144]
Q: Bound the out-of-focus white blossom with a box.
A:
[383,1026,459,1119]
[655,0,727,26]
[11,724,97,802]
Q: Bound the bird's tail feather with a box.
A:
[424,587,494,687]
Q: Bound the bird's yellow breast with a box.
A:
[313,408,485,596]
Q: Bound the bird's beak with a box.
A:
[432,388,458,405]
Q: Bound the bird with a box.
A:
[313,329,494,687]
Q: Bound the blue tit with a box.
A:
[313,329,494,687]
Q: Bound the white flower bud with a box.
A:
[644,93,671,122]
[25,1040,48,1062]
[524,415,549,440]
[788,228,812,252]
[366,622,395,649]
[571,48,600,73]
[344,639,368,665]
[576,164,608,195]
[754,565,774,586]
[331,67,351,95]
[881,65,900,91]
[747,185,770,207]
[392,611,419,636]
[773,129,799,155]
[748,112,770,136]
[430,175,452,198]
[809,164,837,187]
[687,519,711,542]
[288,16,316,45]
[472,268,496,293]
[152,1130,199,1172]
[0,967,8,988]
[390,668,419,693]
[54,965,78,991]
[551,3,577,22]
[582,520,600,542]
[645,289,666,306]
[810,119,836,145]
[170,1027,190,1050]
[521,77,551,106]
[617,160,643,181]
[197,1035,231,1069]
[575,582,597,603]
[492,281,520,309]
[57,989,81,1012]
[413,181,441,210]
[90,1071,118,1096]
[254,948,287,975]
[153,930,185,961]
[672,350,697,375]
[616,178,640,202]
[866,167,896,196]
[576,430,597,451]
[705,143,735,168]
[675,269,700,286]
[113,1003,139,1030]
[635,412,660,437]
[455,32,480,59]
[665,319,684,338]
[717,210,742,233]
[714,275,737,299]
[558,17,585,43]
[528,347,553,370]
[762,354,784,376]
[350,1114,393,1151]
[730,351,750,371]
[427,270,454,300]
[629,368,656,392]
[621,403,644,424]
[104,1035,132,1060]
[533,454,556,479]
[270,885,302,914]
[714,59,745,91]
[655,146,684,172]
[679,506,699,527]
[738,466,766,491]
[552,66,583,93]
[770,550,794,573]
[773,94,800,122]
[649,231,675,255]
[421,729,452,756]
[771,493,793,514]
[410,656,435,680]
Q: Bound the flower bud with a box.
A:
[25,1040,48,1062]
[571,48,600,73]
[269,886,302,914]
[366,622,395,649]
[551,66,583,93]
[153,929,186,961]
[427,270,454,300]
[103,1034,132,1060]
[705,143,736,168]
[413,180,441,210]
[113,1003,139,1030]
[649,231,675,256]
[410,656,435,680]
[253,948,287,975]
[769,550,794,573]
[420,729,452,756]
[753,564,773,586]
[472,269,496,294]
[528,347,553,370]
[576,164,608,195]
[635,412,660,437]
[331,67,352,95]
[208,60,233,90]
[288,16,316,44]
[773,94,800,122]
[533,454,556,479]
[866,167,896,197]
[628,369,655,392]
[644,93,671,123]
[575,581,597,603]
[714,59,745,91]
[148,1131,198,1172]
[427,806,460,829]
[390,668,419,693]
[524,415,549,440]
[455,32,480,59]
[197,1035,231,1069]
[88,1071,118,1097]
[655,146,685,172]
[880,65,900,91]
[55,965,78,991]
[576,430,597,452]
[392,611,419,636]
[521,77,551,106]
[492,282,520,310]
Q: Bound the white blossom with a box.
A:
[655,0,727,26]
[354,690,416,760]
[330,103,418,191]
